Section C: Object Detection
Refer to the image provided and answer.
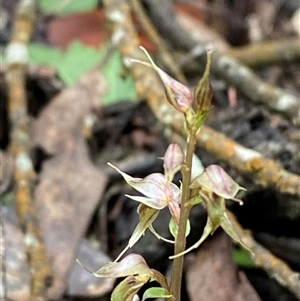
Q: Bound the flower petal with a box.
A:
[94,254,153,278]
[108,163,167,199]
[191,164,245,203]
[125,195,166,210]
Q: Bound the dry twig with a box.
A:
[5,0,52,299]
[210,52,300,124]
[224,38,300,67]
[172,124,300,200]
[227,211,300,299]
[129,0,186,83]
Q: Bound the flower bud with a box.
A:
[194,50,213,113]
[163,143,184,182]
[155,68,193,113]
[131,46,193,113]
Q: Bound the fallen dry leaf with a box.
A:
[35,137,107,299]
[48,10,106,49]
[67,239,115,297]
[31,59,109,299]
[33,69,107,155]
[0,150,13,194]
[48,8,156,51]
[3,207,30,301]
[186,230,261,301]
[2,206,113,300]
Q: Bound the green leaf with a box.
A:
[142,287,172,300]
[27,41,105,85]
[102,50,138,106]
[27,41,137,105]
[169,217,190,238]
[233,248,255,268]
[57,41,105,85]
[111,275,150,301]
[39,0,98,16]
[28,43,63,66]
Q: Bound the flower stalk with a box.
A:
[170,129,197,301]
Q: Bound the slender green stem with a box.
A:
[170,129,197,301]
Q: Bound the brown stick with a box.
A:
[172,124,300,199]
[129,0,186,83]
[227,211,300,299]
[210,51,300,124]
[224,38,300,67]
[5,0,52,300]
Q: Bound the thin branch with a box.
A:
[227,211,300,299]
[143,0,196,50]
[129,0,186,83]
[172,124,300,200]
[224,38,300,67]
[5,0,52,300]
[209,52,300,124]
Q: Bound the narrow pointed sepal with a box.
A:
[115,205,159,262]
[169,217,214,259]
[220,213,253,255]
